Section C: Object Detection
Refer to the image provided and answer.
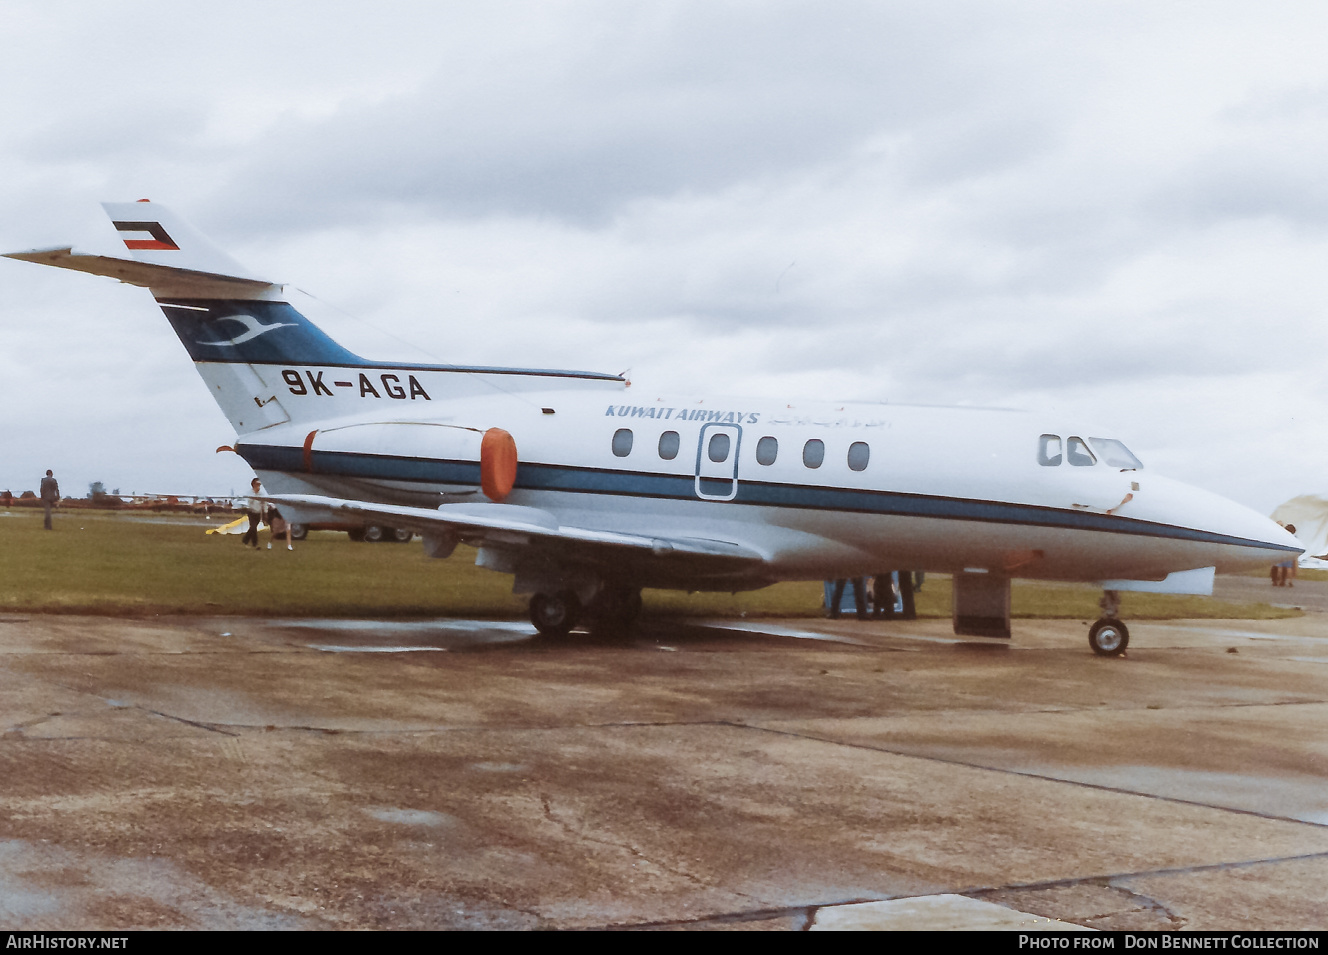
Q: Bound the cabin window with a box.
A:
[803,438,825,469]
[1089,437,1143,470]
[612,428,633,457]
[1066,435,1096,467]
[756,436,778,466]
[1037,434,1063,467]
[658,431,680,460]
[708,432,731,463]
[847,442,870,472]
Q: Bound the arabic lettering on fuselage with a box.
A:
[767,414,888,429]
[606,405,759,424]
[604,404,890,429]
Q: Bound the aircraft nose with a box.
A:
[1212,495,1301,551]
[1140,476,1303,572]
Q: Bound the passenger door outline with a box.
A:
[694,423,742,501]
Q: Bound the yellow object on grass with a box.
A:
[206,516,264,536]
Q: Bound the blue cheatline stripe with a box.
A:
[237,444,1300,554]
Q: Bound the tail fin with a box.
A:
[102,200,257,277]
[5,201,367,434]
[5,200,363,367]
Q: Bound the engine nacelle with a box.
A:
[303,422,517,502]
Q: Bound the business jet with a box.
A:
[5,202,1302,655]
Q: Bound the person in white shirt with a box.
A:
[241,478,263,549]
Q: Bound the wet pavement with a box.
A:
[1213,573,1328,613]
[0,607,1326,930]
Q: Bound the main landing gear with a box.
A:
[529,590,581,637]
[1089,589,1130,657]
[529,585,642,639]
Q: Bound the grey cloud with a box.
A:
[1155,152,1328,228]
[212,3,1079,231]
[5,1,1328,509]
[1148,86,1328,228]
[18,103,207,164]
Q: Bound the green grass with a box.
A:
[1239,566,1328,582]
[0,508,1298,620]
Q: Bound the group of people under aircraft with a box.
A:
[826,573,924,620]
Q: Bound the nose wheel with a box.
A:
[1089,589,1129,656]
[1088,618,1129,656]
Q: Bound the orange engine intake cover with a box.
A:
[480,428,518,502]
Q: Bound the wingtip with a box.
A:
[3,246,75,261]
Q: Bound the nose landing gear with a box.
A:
[1089,589,1129,656]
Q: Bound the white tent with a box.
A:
[1271,495,1328,568]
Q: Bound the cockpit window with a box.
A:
[1089,437,1143,470]
[1066,435,1097,467]
[1037,434,1063,467]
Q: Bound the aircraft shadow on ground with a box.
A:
[271,616,840,655]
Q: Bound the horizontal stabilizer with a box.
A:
[263,493,766,566]
[3,247,277,299]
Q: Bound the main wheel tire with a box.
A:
[392,528,413,543]
[530,590,581,637]
[289,523,308,541]
[1089,617,1129,656]
[363,525,385,543]
[347,528,365,542]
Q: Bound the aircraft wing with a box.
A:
[3,247,275,296]
[263,493,766,568]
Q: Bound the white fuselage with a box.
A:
[222,360,1299,591]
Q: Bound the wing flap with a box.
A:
[264,493,766,564]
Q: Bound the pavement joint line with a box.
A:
[8,702,1326,741]
[2,713,61,734]
[600,849,1328,931]
[0,734,235,742]
[1099,882,1184,927]
[535,792,750,904]
[588,902,819,931]
[139,707,242,737]
[11,675,248,736]
[960,848,1328,899]
[0,649,319,656]
[730,721,1328,829]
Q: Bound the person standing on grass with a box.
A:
[1272,523,1298,586]
[241,477,263,549]
[39,470,59,531]
[266,504,293,551]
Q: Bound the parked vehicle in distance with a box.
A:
[288,522,413,543]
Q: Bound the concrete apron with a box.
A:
[0,611,1325,930]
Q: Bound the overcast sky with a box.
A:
[2,1,1327,512]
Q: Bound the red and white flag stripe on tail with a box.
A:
[112,220,180,251]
